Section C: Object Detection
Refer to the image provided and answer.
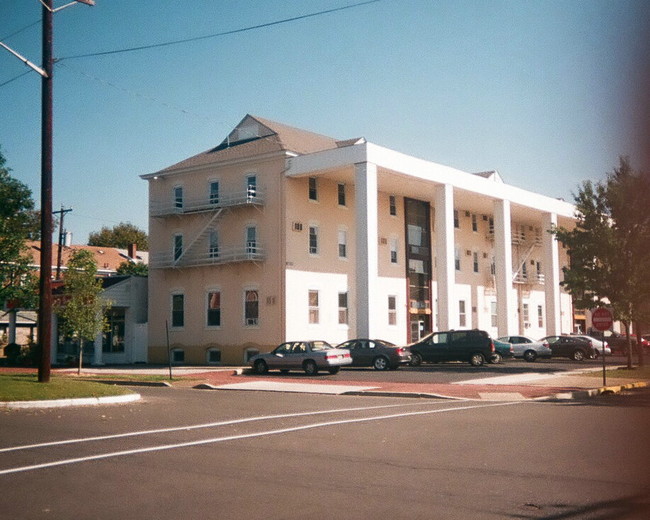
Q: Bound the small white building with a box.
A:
[142,115,575,365]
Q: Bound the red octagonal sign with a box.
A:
[592,307,613,331]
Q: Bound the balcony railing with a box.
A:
[513,273,545,285]
[486,226,542,245]
[150,245,265,269]
[150,188,264,217]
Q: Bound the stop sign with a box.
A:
[592,307,613,331]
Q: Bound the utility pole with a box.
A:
[54,205,73,279]
[38,0,54,383]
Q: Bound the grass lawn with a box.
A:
[581,364,650,380]
[0,374,135,402]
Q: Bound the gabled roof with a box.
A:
[150,114,358,176]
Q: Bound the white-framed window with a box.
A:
[459,300,467,327]
[389,195,397,216]
[455,247,461,271]
[338,292,348,325]
[536,261,542,280]
[537,305,544,327]
[208,230,219,258]
[171,293,184,328]
[388,295,397,326]
[521,261,528,280]
[209,180,219,204]
[173,185,183,209]
[308,177,318,201]
[453,210,460,229]
[244,289,259,326]
[173,234,183,261]
[337,183,346,206]
[309,225,319,255]
[206,291,221,327]
[246,174,257,200]
[206,348,221,365]
[471,213,478,232]
[338,229,347,259]
[390,237,398,264]
[523,303,530,324]
[246,225,257,254]
[490,301,498,328]
[490,257,496,275]
[171,348,185,364]
[309,290,319,324]
[473,251,479,273]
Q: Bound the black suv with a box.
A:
[408,329,495,367]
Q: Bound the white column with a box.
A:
[543,212,561,335]
[435,184,456,330]
[494,199,516,335]
[354,162,379,338]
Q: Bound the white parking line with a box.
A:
[0,401,522,476]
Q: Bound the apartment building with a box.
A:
[142,115,575,365]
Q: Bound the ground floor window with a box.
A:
[172,294,184,328]
[309,290,319,324]
[245,290,259,326]
[388,295,397,325]
[244,348,259,362]
[459,300,467,327]
[207,348,221,364]
[103,308,125,353]
[171,348,185,364]
[207,291,221,327]
[538,305,544,327]
[491,301,498,328]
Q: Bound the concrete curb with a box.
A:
[1,392,141,409]
[543,381,648,401]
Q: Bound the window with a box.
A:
[389,195,397,216]
[521,261,528,280]
[490,301,498,327]
[523,303,530,324]
[208,230,219,258]
[471,214,478,232]
[453,210,459,229]
[388,295,397,325]
[246,226,257,254]
[308,177,318,201]
[459,300,466,327]
[309,290,319,324]
[473,251,479,273]
[173,234,183,261]
[390,238,398,264]
[209,181,219,204]
[309,226,319,255]
[455,247,461,271]
[173,186,183,209]
[536,261,542,280]
[171,349,185,364]
[337,183,346,206]
[246,174,257,200]
[172,294,184,328]
[338,229,347,258]
[537,305,544,327]
[207,348,221,365]
[102,308,125,353]
[338,292,348,324]
[245,290,259,326]
[490,257,496,276]
[207,291,221,327]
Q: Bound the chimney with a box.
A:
[128,243,137,259]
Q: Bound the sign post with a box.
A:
[591,307,613,386]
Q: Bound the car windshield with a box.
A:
[374,340,395,347]
[310,341,332,351]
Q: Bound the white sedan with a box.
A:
[249,340,352,375]
[497,335,553,362]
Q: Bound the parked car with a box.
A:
[489,339,514,364]
[539,335,596,361]
[335,339,411,370]
[497,335,552,362]
[249,340,352,375]
[570,334,611,357]
[408,329,495,367]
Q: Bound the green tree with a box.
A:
[0,146,39,310]
[56,250,110,374]
[116,261,148,276]
[554,157,650,368]
[88,222,148,251]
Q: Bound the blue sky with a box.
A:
[1,0,648,244]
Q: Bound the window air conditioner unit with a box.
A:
[466,250,472,256]
[292,222,303,232]
[380,237,388,245]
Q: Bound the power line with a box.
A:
[59,0,381,61]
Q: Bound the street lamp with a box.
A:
[1,0,94,382]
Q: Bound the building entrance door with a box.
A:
[409,315,431,342]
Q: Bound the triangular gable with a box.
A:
[220,114,276,147]
[473,170,504,183]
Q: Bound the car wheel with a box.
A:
[593,350,600,359]
[373,356,390,371]
[409,352,422,366]
[523,350,537,362]
[469,353,485,366]
[572,349,586,361]
[489,352,503,364]
[328,367,340,375]
[253,359,268,374]
[303,360,318,375]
